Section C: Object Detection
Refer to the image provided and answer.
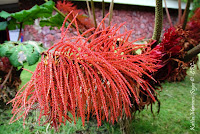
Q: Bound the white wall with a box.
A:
[72,0,192,9]
[0,0,18,5]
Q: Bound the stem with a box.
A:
[108,0,114,26]
[0,66,13,89]
[17,22,23,41]
[178,0,182,25]
[86,0,92,20]
[152,0,163,44]
[164,0,173,27]
[182,0,191,30]
[102,0,105,18]
[91,0,97,28]
[184,43,200,62]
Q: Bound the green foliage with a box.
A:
[0,11,11,19]
[40,13,65,29]
[189,0,200,18]
[12,1,54,22]
[0,1,55,30]
[181,0,187,2]
[0,41,44,67]
[0,22,8,30]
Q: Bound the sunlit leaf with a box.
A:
[40,13,65,29]
[0,11,11,19]
[2,1,55,30]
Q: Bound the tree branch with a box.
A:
[184,43,200,62]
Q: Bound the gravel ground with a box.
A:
[22,2,179,48]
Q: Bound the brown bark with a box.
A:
[184,43,200,62]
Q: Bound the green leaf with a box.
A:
[40,13,65,29]
[7,19,20,30]
[9,48,23,67]
[23,41,44,66]
[0,11,11,19]
[25,45,40,66]
[5,1,55,30]
[11,1,55,23]
[0,41,44,67]
[0,42,15,57]
[0,21,7,30]
[23,41,44,53]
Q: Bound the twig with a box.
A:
[0,66,13,89]
[164,0,173,27]
[108,0,114,26]
[91,0,97,28]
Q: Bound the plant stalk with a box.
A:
[152,0,163,45]
[6,28,10,41]
[181,0,191,30]
[17,22,23,41]
[178,0,182,25]
[86,0,92,20]
[102,0,105,18]
[108,0,114,26]
[91,0,97,28]
[164,0,173,27]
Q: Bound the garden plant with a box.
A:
[0,0,200,133]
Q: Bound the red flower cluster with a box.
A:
[150,8,200,82]
[57,1,94,30]
[186,8,200,44]
[159,27,182,57]
[9,12,160,130]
